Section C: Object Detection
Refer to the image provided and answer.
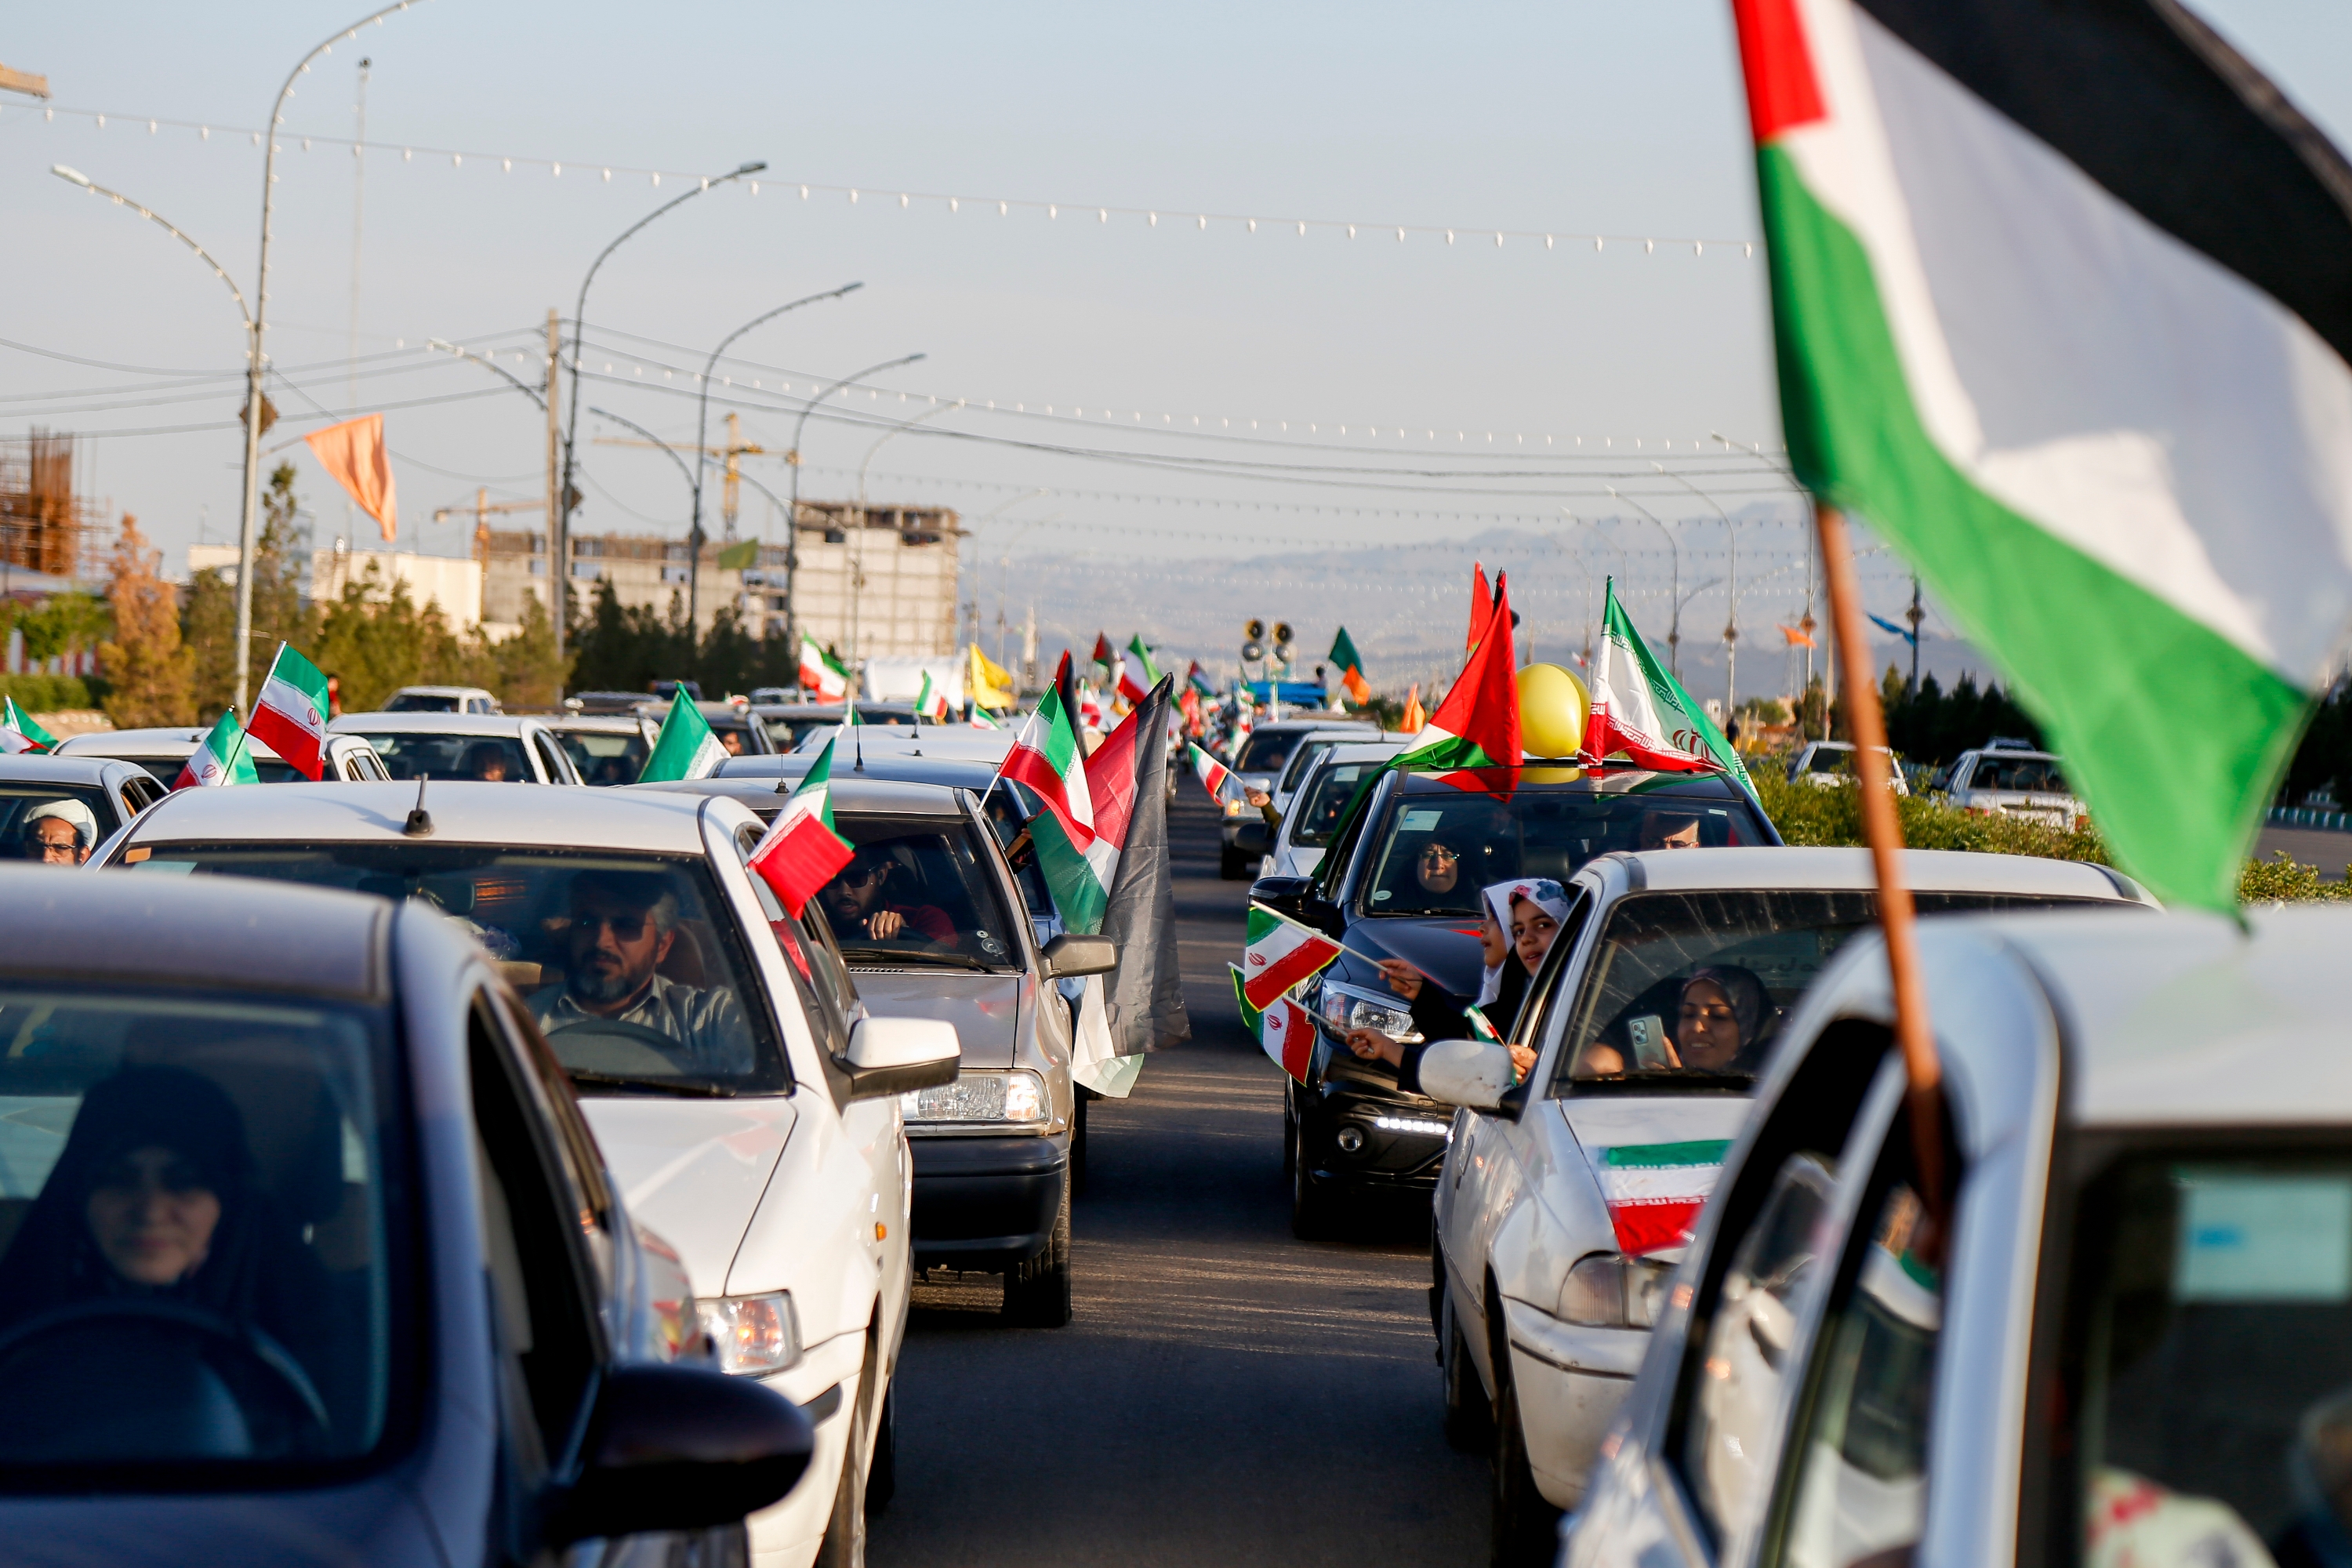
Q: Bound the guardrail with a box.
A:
[2269,805,2352,833]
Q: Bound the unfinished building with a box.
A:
[0,430,100,584]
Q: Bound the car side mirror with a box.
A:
[546,1363,814,1544]
[1040,932,1116,981]
[1249,875,1316,922]
[837,1017,960,1101]
[1417,1038,1517,1112]
[1233,819,1270,855]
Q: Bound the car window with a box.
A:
[382,691,459,713]
[1362,788,1771,917]
[0,782,121,860]
[1555,891,2107,1093]
[815,814,1022,973]
[1279,739,1338,794]
[2046,1144,2352,1568]
[1236,731,1299,775]
[556,727,649,787]
[0,981,406,1474]
[125,846,787,1096]
[356,731,533,784]
[1971,755,2067,792]
[983,782,1056,921]
[530,732,570,784]
[1293,761,1378,849]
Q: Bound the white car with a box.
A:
[59,724,392,784]
[330,711,585,785]
[1936,742,2085,827]
[1250,739,1405,880]
[383,683,503,714]
[93,782,956,1568]
[1413,846,2152,1559]
[1563,901,2352,1568]
[1784,740,1909,795]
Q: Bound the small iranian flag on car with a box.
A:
[748,735,855,917]
[246,641,332,780]
[915,670,951,722]
[1592,1139,1732,1256]
[174,710,260,790]
[1185,742,1234,803]
[1241,903,1344,1012]
[1258,993,1316,1085]
[0,697,58,755]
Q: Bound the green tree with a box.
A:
[97,514,194,727]
[310,564,468,713]
[16,591,111,671]
[485,593,571,710]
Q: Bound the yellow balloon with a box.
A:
[1516,663,1589,759]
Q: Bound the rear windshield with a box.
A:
[816,813,1022,973]
[121,756,304,787]
[1363,788,1770,916]
[0,782,120,859]
[0,982,405,1479]
[1552,888,2115,1094]
[122,846,785,1096]
[554,727,648,786]
[1293,761,1378,848]
[380,691,458,713]
[1236,731,1301,775]
[353,731,532,784]
[1970,754,2068,793]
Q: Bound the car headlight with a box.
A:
[699,1290,800,1375]
[1559,1254,1675,1328]
[1224,798,1250,818]
[900,1068,1051,1124]
[1318,978,1420,1042]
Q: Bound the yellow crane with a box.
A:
[591,411,763,541]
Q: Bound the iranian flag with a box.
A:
[1396,574,1522,771]
[247,641,332,780]
[1242,902,1344,1011]
[1584,578,1754,791]
[1117,635,1158,708]
[1329,627,1372,707]
[1,697,58,755]
[1592,1139,1732,1256]
[914,670,950,722]
[1737,0,2352,910]
[747,735,855,916]
[799,637,850,703]
[641,691,728,782]
[1090,633,1117,682]
[968,706,1002,731]
[174,710,260,790]
[1001,657,1116,932]
[1258,995,1317,1085]
[1186,742,1234,803]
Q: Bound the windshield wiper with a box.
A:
[564,1069,735,1098]
[837,946,994,971]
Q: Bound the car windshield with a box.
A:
[815,813,1022,971]
[116,755,304,787]
[1279,739,1349,794]
[1294,760,1379,848]
[1361,782,1771,915]
[0,982,403,1475]
[1236,731,1301,775]
[1971,753,2068,792]
[122,846,785,1094]
[0,782,120,860]
[381,691,458,713]
[354,731,532,783]
[1553,889,2106,1093]
[554,727,648,786]
[2060,1146,2352,1566]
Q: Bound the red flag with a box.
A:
[1416,573,1522,769]
[1468,562,1490,652]
[303,414,399,542]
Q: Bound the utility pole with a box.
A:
[1906,575,1924,695]
[544,308,562,642]
[345,56,368,550]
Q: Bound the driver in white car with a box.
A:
[527,869,752,1076]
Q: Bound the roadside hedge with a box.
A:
[0,674,108,713]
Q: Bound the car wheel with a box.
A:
[1441,1287,1493,1454]
[815,1353,873,1568]
[1290,1125,1338,1240]
[1490,1353,1562,1567]
[1001,1177,1073,1327]
[1220,844,1247,880]
[864,1377,897,1518]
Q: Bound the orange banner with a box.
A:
[303,414,398,542]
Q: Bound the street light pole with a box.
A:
[557,158,767,659]
[237,0,423,720]
[781,353,924,661]
[686,282,861,631]
[1605,487,1682,677]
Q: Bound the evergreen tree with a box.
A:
[96,514,194,727]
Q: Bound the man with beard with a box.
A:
[527,869,752,1077]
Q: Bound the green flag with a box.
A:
[716,538,759,571]
[1,697,59,755]
[640,690,728,782]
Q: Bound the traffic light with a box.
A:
[1245,619,1265,641]
[1272,622,1294,648]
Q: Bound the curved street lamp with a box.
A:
[847,400,964,671]
[779,353,924,656]
[555,158,767,656]
[1604,487,1682,677]
[686,282,861,627]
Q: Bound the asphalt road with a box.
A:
[871,786,1489,1566]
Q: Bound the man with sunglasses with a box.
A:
[527,869,752,1076]
[820,844,956,946]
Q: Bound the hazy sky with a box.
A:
[4,1,2345,651]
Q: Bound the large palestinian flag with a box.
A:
[1736,0,2352,910]
[1396,574,1521,771]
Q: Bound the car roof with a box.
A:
[1964,746,2060,760]
[119,780,712,852]
[330,713,544,735]
[1392,764,1752,799]
[391,685,492,697]
[0,862,385,1000]
[1310,741,1408,767]
[1595,845,2143,901]
[0,754,141,787]
[545,714,644,732]
[823,778,971,817]
[60,726,292,762]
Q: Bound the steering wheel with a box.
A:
[544,1017,686,1075]
[0,1298,329,1461]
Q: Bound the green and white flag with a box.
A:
[1733,0,2352,909]
[0,697,58,756]
[174,709,260,790]
[641,690,728,782]
[1584,578,1754,793]
[1000,669,1116,932]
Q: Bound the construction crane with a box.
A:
[592,412,763,541]
[430,488,544,568]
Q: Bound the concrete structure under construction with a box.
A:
[481,501,960,660]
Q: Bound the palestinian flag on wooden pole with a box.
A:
[246,641,332,780]
[747,734,855,916]
[1735,0,2352,911]
[799,637,850,703]
[1087,674,1190,1085]
[174,709,260,789]
[1584,578,1755,792]
[1000,653,1116,933]
[1468,563,1490,652]
[1329,628,1372,707]
[641,690,728,782]
[0,697,58,755]
[1241,902,1344,1011]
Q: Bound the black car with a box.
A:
[1249,764,1780,1236]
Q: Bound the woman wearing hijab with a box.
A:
[1346,879,1575,1090]
[1577,964,1774,1076]
[0,1065,334,1450]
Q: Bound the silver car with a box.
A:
[58,725,390,785]
[328,711,584,785]
[0,754,167,862]
[1936,741,2084,826]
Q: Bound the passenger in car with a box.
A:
[1346,880,1572,1087]
[1577,964,1773,1077]
[821,844,956,945]
[20,800,96,866]
[527,870,752,1075]
[1638,809,1703,850]
[463,741,512,782]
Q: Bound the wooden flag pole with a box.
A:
[1816,505,1946,1216]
